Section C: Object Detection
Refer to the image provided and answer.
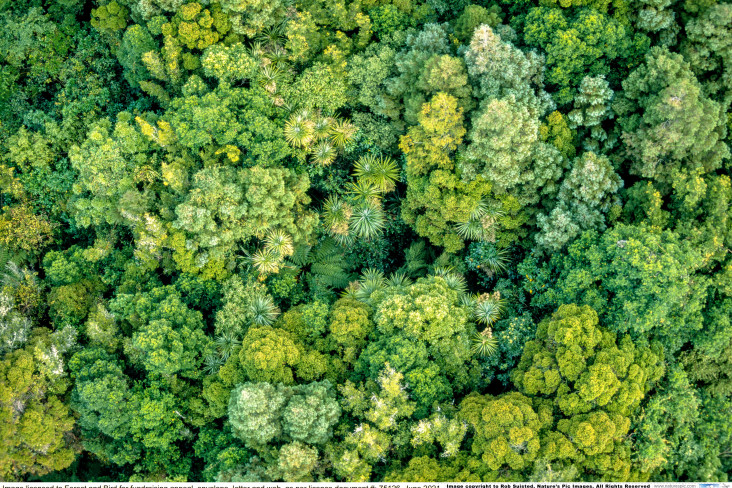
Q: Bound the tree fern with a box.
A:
[0,247,10,276]
[400,240,429,278]
[287,244,312,269]
[432,267,468,296]
[386,271,412,288]
[214,330,240,361]
[474,292,505,325]
[309,239,352,289]
[264,229,294,258]
[322,196,353,245]
[329,118,358,148]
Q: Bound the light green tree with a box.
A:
[615,47,729,184]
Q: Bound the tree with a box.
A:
[214,275,270,337]
[327,298,373,364]
[220,0,287,37]
[460,391,549,473]
[172,165,317,278]
[69,112,153,229]
[289,63,349,114]
[632,365,702,476]
[401,92,492,252]
[507,304,664,480]
[0,290,31,354]
[681,3,732,105]
[454,5,503,42]
[165,84,291,163]
[384,24,467,125]
[268,441,319,481]
[536,151,622,251]
[228,380,340,453]
[116,24,156,88]
[201,43,257,83]
[615,46,729,185]
[462,96,539,192]
[568,75,614,146]
[228,381,289,449]
[410,413,468,458]
[533,225,710,353]
[513,304,659,416]
[0,335,78,480]
[130,317,210,378]
[523,7,635,104]
[281,380,340,445]
[239,327,302,385]
[352,276,480,416]
[464,24,553,115]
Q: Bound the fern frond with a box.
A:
[308,239,351,289]
[0,247,12,277]
[288,245,312,268]
[402,240,428,278]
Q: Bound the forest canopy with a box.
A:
[0,0,731,482]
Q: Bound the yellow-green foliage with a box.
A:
[91,1,129,31]
[459,391,550,472]
[160,2,231,51]
[0,341,77,480]
[513,304,663,416]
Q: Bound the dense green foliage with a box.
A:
[0,0,730,482]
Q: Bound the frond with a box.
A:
[349,202,386,240]
[340,282,360,299]
[386,271,412,288]
[215,330,240,361]
[353,154,400,193]
[250,248,282,275]
[471,330,498,358]
[455,218,486,241]
[402,240,428,277]
[309,239,352,289]
[310,141,337,166]
[250,295,280,326]
[455,200,505,242]
[264,229,294,257]
[313,116,334,142]
[329,118,358,148]
[360,268,386,286]
[479,244,509,275]
[347,180,382,204]
[203,354,225,376]
[355,268,386,301]
[474,294,505,325]
[287,244,311,268]
[459,293,478,312]
[441,271,468,296]
[322,196,352,243]
[470,198,491,220]
[264,45,289,68]
[256,23,287,47]
[248,41,266,59]
[432,266,456,277]
[311,261,352,288]
[284,113,315,148]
